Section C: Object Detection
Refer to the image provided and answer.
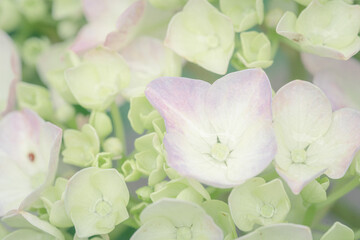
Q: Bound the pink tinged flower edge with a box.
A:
[0,109,62,216]
[71,0,146,53]
[273,80,360,194]
[145,69,277,188]
[0,30,21,117]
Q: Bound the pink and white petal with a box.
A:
[307,108,360,179]
[71,21,114,53]
[276,164,326,194]
[273,80,333,151]
[313,72,360,111]
[0,30,20,116]
[205,69,273,145]
[164,132,231,188]
[0,154,32,216]
[104,0,146,51]
[145,76,212,135]
[227,119,276,183]
[301,53,360,76]
[0,110,62,214]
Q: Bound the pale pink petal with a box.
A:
[301,53,360,111]
[0,30,20,117]
[276,164,326,194]
[104,0,146,51]
[0,110,62,216]
[205,69,276,182]
[273,80,333,151]
[71,21,114,53]
[145,76,211,134]
[307,108,360,179]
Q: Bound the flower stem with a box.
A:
[303,177,360,226]
[110,102,127,154]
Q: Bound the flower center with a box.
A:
[291,149,307,164]
[260,203,275,218]
[211,143,230,162]
[206,34,220,49]
[176,226,192,240]
[95,199,112,217]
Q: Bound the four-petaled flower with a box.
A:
[145,69,277,188]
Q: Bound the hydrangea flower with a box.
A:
[130,199,223,240]
[276,0,360,60]
[65,47,130,110]
[72,0,171,53]
[234,31,273,69]
[236,223,312,240]
[273,80,360,194]
[145,69,277,188]
[0,109,62,216]
[165,0,235,74]
[64,167,129,238]
[220,0,264,32]
[62,124,100,167]
[228,178,290,232]
[301,53,360,111]
[70,0,135,52]
[0,30,20,117]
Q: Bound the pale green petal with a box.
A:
[320,222,354,240]
[3,229,54,240]
[236,223,312,240]
[130,217,176,240]
[220,0,264,32]
[202,200,237,239]
[165,0,234,74]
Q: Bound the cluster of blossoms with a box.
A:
[0,0,360,239]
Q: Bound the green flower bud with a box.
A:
[89,111,113,140]
[150,178,210,204]
[229,178,291,232]
[301,177,329,204]
[202,200,237,240]
[57,20,80,39]
[65,47,130,111]
[234,31,273,69]
[64,167,129,238]
[128,95,161,134]
[17,0,48,23]
[0,0,21,32]
[52,0,82,20]
[134,132,163,175]
[220,0,264,32]
[41,178,73,228]
[136,186,153,202]
[92,152,113,169]
[103,137,123,157]
[62,124,100,167]
[320,222,354,240]
[121,159,142,182]
[277,0,360,60]
[16,82,53,120]
[22,37,50,66]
